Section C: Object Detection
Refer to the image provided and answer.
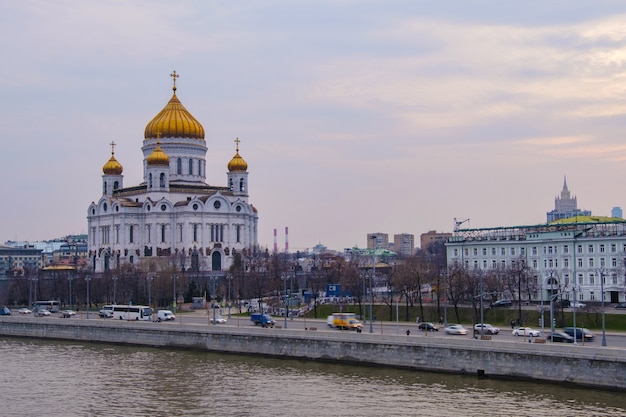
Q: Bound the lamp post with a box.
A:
[210,272,217,325]
[600,270,607,346]
[226,273,233,319]
[68,274,74,309]
[572,285,579,345]
[112,275,118,305]
[147,274,154,308]
[443,269,448,327]
[369,267,374,334]
[172,274,178,314]
[85,275,91,319]
[281,272,289,329]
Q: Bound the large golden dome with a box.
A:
[102,142,123,175]
[227,139,248,172]
[144,75,205,140]
[146,142,170,166]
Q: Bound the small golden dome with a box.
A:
[144,72,205,140]
[103,141,123,175]
[227,138,248,172]
[146,143,170,166]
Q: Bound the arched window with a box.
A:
[103,182,107,194]
[188,159,193,175]
[149,173,153,188]
[177,158,182,174]
[113,181,119,190]
[159,173,165,187]
[239,178,245,192]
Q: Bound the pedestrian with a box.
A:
[406,329,411,336]
[416,316,420,324]
[510,319,515,329]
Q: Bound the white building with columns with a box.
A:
[446,219,626,305]
[88,72,258,273]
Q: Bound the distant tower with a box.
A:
[546,176,591,222]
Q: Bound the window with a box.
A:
[612,274,618,285]
[159,173,165,187]
[240,178,245,192]
[600,258,606,267]
[236,225,241,243]
[548,246,553,254]
[501,248,505,256]
[612,258,617,267]
[188,159,193,175]
[129,225,134,243]
[563,245,569,254]
[161,225,166,243]
[473,248,478,256]
[578,274,583,285]
[532,260,537,269]
[611,244,616,253]
[464,248,469,256]
[588,244,594,253]
[510,248,516,256]
[520,247,525,255]
[193,224,198,242]
[590,291,595,301]
[532,247,537,255]
[589,258,594,268]
[590,274,595,285]
[564,274,569,287]
[577,245,583,253]
[600,244,605,253]
[578,258,583,268]
[492,248,496,256]
[482,248,487,256]
[453,249,458,257]
[564,258,569,268]
[492,260,497,268]
[177,158,182,174]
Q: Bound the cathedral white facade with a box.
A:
[87,72,259,273]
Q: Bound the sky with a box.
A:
[3,1,626,253]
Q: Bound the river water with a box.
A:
[1,337,624,417]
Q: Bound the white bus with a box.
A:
[35,300,61,313]
[110,305,153,321]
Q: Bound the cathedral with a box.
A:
[87,72,259,273]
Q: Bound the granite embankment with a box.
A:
[1,317,625,390]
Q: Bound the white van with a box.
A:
[157,310,176,322]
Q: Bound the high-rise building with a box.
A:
[547,177,591,222]
[612,207,623,219]
[367,233,389,250]
[420,230,451,251]
[87,73,259,273]
[393,233,415,256]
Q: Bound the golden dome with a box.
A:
[146,142,170,166]
[144,72,205,140]
[227,138,248,172]
[102,141,123,175]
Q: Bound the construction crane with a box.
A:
[453,218,470,233]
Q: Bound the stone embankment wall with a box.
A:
[1,318,624,390]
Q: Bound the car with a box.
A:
[444,324,468,335]
[547,331,574,343]
[563,327,594,342]
[18,308,32,315]
[210,315,227,324]
[512,327,540,337]
[473,323,500,335]
[59,309,77,318]
[37,308,51,317]
[490,300,512,308]
[418,322,438,332]
[616,302,626,309]
[157,310,176,322]
[99,305,113,318]
[562,300,586,308]
[327,315,334,327]
[0,306,11,315]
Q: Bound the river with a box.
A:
[0,337,624,417]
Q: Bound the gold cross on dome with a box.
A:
[170,70,179,89]
[234,137,240,151]
[109,140,116,155]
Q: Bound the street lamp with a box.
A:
[112,275,118,304]
[172,274,178,314]
[226,273,233,319]
[600,270,607,346]
[281,272,289,329]
[572,285,579,345]
[68,274,74,309]
[443,269,448,327]
[147,274,154,308]
[85,275,91,319]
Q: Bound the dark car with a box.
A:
[418,322,438,332]
[616,302,626,309]
[547,332,574,343]
[490,300,512,308]
[563,327,594,342]
[0,306,11,315]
